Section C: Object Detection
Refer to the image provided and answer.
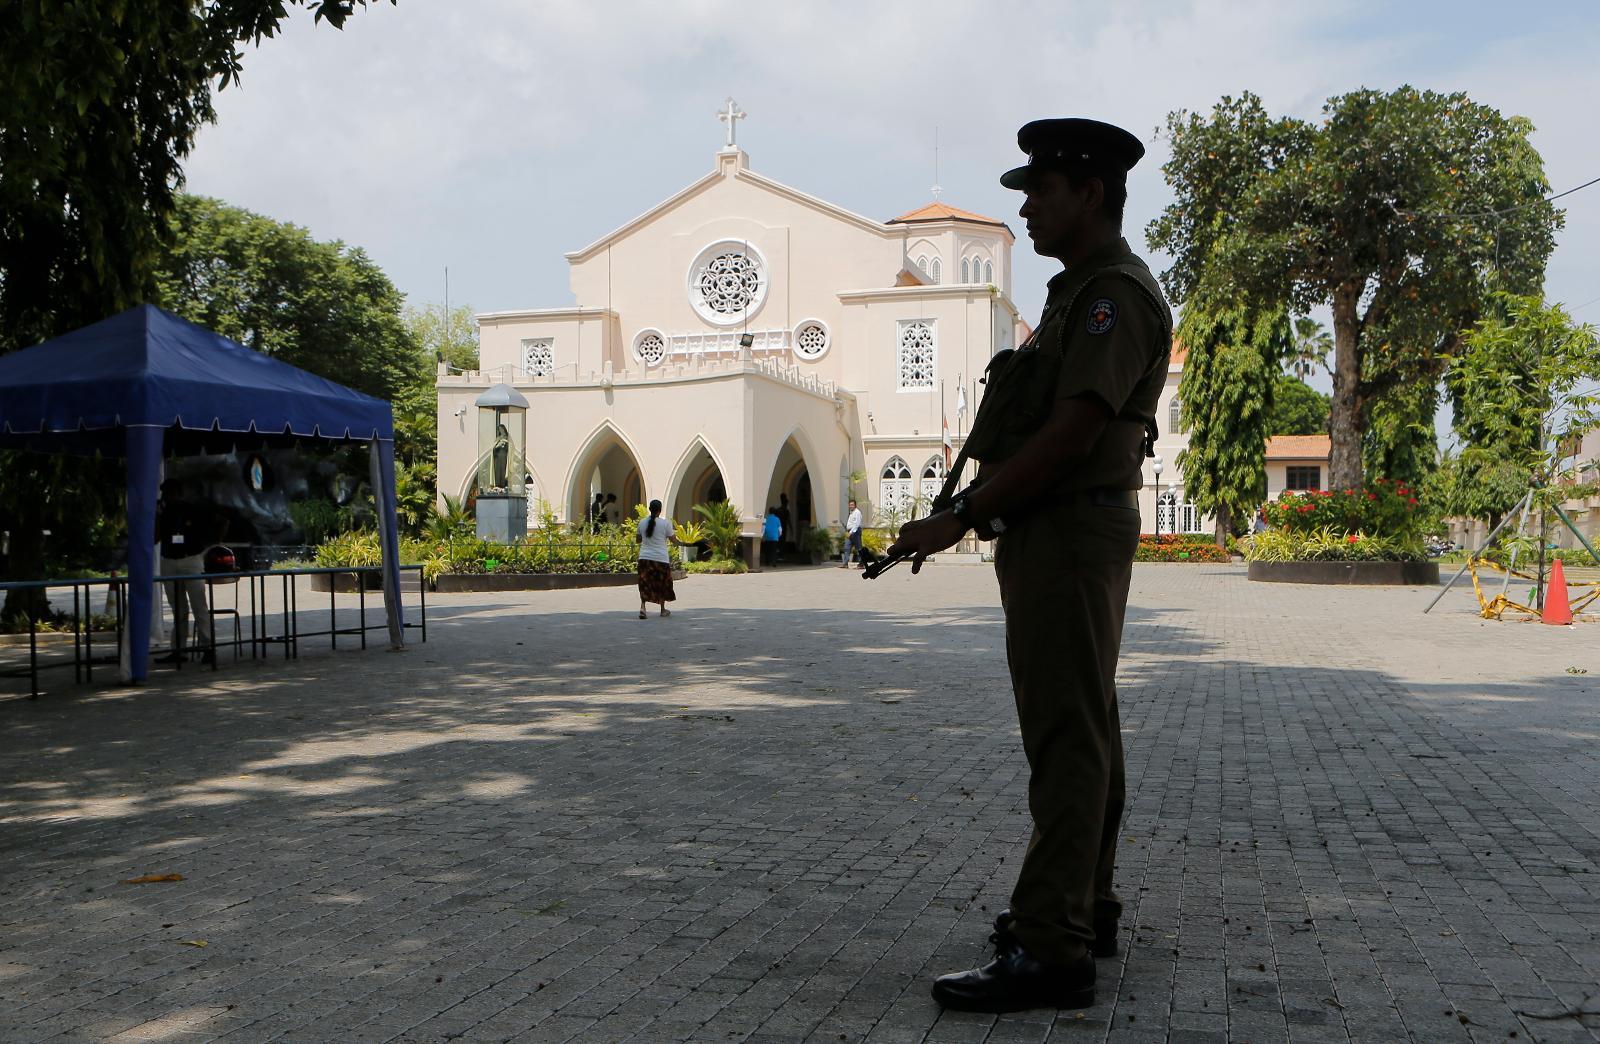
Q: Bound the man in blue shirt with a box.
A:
[761,507,782,568]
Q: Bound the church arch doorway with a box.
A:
[668,439,728,524]
[763,434,815,552]
[569,426,644,527]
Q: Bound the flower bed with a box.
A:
[1262,480,1421,539]
[1135,534,1230,563]
[1247,481,1433,583]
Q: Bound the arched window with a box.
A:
[916,255,929,274]
[920,456,946,507]
[880,456,913,517]
[1169,397,1185,434]
[930,258,941,283]
[983,260,994,284]
[961,258,970,283]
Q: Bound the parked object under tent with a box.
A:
[0,304,406,682]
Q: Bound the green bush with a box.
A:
[692,500,743,560]
[685,557,748,574]
[290,498,343,545]
[1247,526,1424,563]
[314,530,382,569]
[1263,480,1421,538]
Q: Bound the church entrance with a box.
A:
[764,436,813,559]
[571,435,643,528]
[670,442,726,526]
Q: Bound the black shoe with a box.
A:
[200,650,216,666]
[155,652,184,665]
[931,931,1094,1013]
[995,908,1119,958]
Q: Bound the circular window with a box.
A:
[634,329,667,368]
[793,320,830,361]
[687,241,767,326]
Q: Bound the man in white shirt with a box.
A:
[841,499,863,568]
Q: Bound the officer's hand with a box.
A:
[887,512,966,574]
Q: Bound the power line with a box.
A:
[1395,173,1600,221]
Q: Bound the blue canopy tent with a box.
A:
[0,304,405,681]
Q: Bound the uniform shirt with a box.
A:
[1042,237,1172,491]
[636,516,675,563]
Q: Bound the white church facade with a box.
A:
[436,105,1208,543]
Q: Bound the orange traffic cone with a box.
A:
[1543,558,1574,625]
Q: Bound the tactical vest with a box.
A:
[932,254,1171,510]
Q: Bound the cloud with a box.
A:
[184,0,1598,328]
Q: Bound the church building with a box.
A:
[436,103,1205,543]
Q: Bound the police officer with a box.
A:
[888,118,1171,1013]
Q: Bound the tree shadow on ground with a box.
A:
[1,593,1596,1042]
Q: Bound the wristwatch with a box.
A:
[951,492,1006,539]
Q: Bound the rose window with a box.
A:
[794,321,829,361]
[687,241,768,326]
[635,331,666,367]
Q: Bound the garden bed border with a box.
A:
[1247,561,1440,586]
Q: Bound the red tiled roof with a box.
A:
[1265,434,1331,460]
[1169,339,1187,366]
[888,202,1009,228]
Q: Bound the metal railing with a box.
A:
[0,565,426,700]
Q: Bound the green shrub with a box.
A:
[290,498,343,545]
[314,530,382,569]
[801,526,835,557]
[685,557,748,574]
[1247,526,1425,563]
[692,501,743,560]
[1263,480,1421,539]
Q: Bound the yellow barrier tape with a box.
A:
[1466,556,1597,620]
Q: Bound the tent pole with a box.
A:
[121,425,163,682]
[370,439,405,649]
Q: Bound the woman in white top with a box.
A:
[635,499,684,619]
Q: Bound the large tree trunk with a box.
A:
[0,499,49,621]
[1213,504,1232,548]
[1328,285,1364,491]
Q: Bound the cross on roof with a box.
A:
[717,97,747,150]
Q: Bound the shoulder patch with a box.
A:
[1086,298,1118,335]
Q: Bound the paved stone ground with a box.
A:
[2,563,1598,1043]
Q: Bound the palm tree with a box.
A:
[1289,316,1332,380]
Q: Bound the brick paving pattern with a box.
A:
[1,563,1597,1042]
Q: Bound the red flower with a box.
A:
[1407,498,1418,506]
[1367,493,1378,500]
[1346,535,1359,543]
[1298,505,1313,513]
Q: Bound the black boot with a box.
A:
[995,908,1120,958]
[930,928,1094,1013]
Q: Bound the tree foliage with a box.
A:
[0,0,390,604]
[1266,376,1329,436]
[404,303,480,375]
[1149,88,1559,491]
[0,0,393,353]
[1175,299,1288,543]
[156,195,423,401]
[1439,292,1600,522]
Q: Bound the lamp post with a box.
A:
[1151,455,1164,536]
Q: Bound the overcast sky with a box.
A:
[186,0,1600,380]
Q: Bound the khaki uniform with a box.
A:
[990,237,1171,966]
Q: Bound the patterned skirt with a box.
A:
[637,560,676,603]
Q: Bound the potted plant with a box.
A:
[674,519,706,562]
[801,526,834,565]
